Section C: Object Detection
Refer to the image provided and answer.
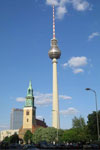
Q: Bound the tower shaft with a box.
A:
[52,58,60,129]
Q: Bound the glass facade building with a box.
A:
[10,108,23,130]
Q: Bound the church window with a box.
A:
[27,119,29,122]
[26,111,29,115]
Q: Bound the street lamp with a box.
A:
[52,110,59,142]
[85,88,100,140]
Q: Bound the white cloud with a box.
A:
[16,97,25,102]
[56,6,67,19]
[35,92,72,106]
[72,0,90,11]
[34,92,52,105]
[62,62,68,68]
[60,107,79,115]
[36,115,43,121]
[16,92,72,106]
[88,32,100,40]
[46,0,59,6]
[36,98,52,105]
[62,56,88,74]
[68,56,87,67]
[46,0,91,19]
[59,95,72,100]
[73,68,84,74]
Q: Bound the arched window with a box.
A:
[26,111,29,115]
[29,89,30,94]
[27,119,29,122]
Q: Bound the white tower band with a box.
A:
[48,5,61,129]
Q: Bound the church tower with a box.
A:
[23,81,36,129]
[19,81,47,140]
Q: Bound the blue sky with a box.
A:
[0,0,100,130]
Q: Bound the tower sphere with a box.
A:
[48,39,61,59]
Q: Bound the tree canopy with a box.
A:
[32,127,64,144]
[9,133,19,144]
[24,130,33,144]
[72,116,86,129]
[87,111,100,140]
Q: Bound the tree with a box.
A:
[57,129,64,143]
[3,136,10,144]
[1,136,10,149]
[32,127,44,143]
[0,134,20,149]
[72,116,86,129]
[62,129,78,142]
[9,133,19,144]
[67,116,90,142]
[62,128,90,142]
[24,130,33,144]
[42,127,57,143]
[32,127,64,144]
[87,111,100,140]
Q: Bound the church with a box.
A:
[19,81,47,139]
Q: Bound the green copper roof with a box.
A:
[25,80,34,107]
[28,80,32,90]
[27,80,33,97]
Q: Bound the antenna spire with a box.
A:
[53,5,55,39]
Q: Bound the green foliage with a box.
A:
[24,130,33,144]
[57,129,64,143]
[3,136,10,144]
[42,127,57,143]
[2,133,20,144]
[32,122,91,144]
[62,129,77,142]
[87,111,100,140]
[9,133,19,144]
[62,128,89,142]
[32,127,64,144]
[60,116,90,142]
[72,116,86,129]
[32,127,43,143]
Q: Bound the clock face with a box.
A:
[26,100,32,106]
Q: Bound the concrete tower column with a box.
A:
[52,58,60,129]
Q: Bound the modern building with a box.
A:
[19,81,47,139]
[0,129,19,141]
[48,5,61,129]
[10,108,23,130]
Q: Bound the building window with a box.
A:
[26,111,29,115]
[27,119,29,122]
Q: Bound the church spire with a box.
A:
[29,80,32,90]
[27,80,33,97]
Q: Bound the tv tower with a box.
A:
[48,5,61,129]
